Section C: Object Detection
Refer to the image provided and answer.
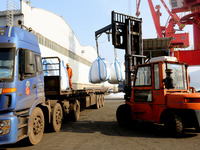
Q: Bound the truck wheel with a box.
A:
[28,107,44,145]
[164,112,183,136]
[52,103,63,132]
[116,104,132,128]
[70,100,80,121]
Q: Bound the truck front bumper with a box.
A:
[0,112,18,145]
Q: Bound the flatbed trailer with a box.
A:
[43,57,106,131]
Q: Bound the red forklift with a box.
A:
[95,11,200,135]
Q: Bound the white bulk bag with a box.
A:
[61,60,70,90]
[109,59,125,84]
[42,59,58,76]
[42,58,69,90]
[89,57,111,83]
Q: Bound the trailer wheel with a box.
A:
[99,95,102,108]
[70,100,80,121]
[96,95,100,109]
[28,107,44,145]
[101,95,104,107]
[116,104,132,128]
[52,103,63,132]
[164,112,183,136]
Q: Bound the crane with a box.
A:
[136,0,189,49]
[172,0,200,66]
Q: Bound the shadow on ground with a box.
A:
[61,120,198,138]
[0,120,198,149]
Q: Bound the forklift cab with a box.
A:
[129,56,189,121]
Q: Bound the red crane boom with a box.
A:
[147,0,163,38]
[160,0,184,30]
[136,0,200,66]
[136,0,189,49]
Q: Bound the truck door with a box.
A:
[35,54,45,103]
[131,65,154,121]
[15,49,43,110]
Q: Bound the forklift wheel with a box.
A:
[116,104,132,128]
[164,112,183,136]
[195,126,200,133]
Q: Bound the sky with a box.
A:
[0,0,199,89]
[0,0,194,63]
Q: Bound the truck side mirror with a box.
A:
[25,50,35,74]
[163,69,174,89]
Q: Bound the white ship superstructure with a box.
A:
[0,1,100,89]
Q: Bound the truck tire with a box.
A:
[116,104,132,128]
[164,112,183,136]
[70,100,80,121]
[28,107,44,145]
[52,103,63,132]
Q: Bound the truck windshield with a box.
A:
[0,48,15,80]
[164,63,187,90]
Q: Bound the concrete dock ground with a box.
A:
[1,93,200,150]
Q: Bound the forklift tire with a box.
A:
[116,104,132,128]
[195,126,200,133]
[28,107,44,145]
[70,100,80,122]
[194,121,200,133]
[164,112,183,136]
[51,103,63,132]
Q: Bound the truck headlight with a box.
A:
[0,120,11,136]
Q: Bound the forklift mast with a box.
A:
[95,11,144,101]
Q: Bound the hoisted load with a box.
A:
[109,59,125,84]
[42,58,69,90]
[108,48,125,84]
[89,56,111,83]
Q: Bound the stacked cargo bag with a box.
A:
[89,56,111,83]
[42,59,58,76]
[42,58,69,90]
[61,60,70,90]
[109,58,125,84]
